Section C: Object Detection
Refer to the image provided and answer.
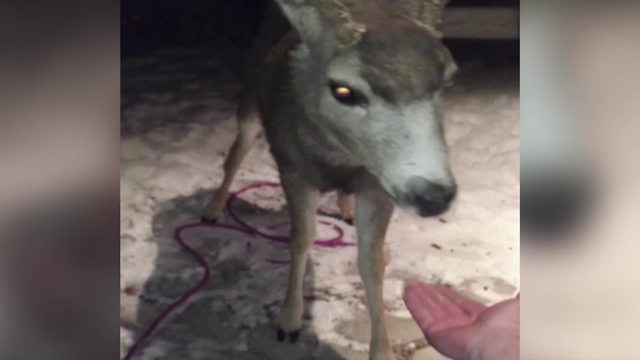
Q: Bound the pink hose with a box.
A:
[123,182,353,360]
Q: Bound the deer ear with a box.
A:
[442,47,458,82]
[272,0,326,48]
[272,0,365,50]
[414,0,449,38]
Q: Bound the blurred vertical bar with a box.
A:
[0,0,119,359]
[521,0,640,359]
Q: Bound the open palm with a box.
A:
[403,282,519,360]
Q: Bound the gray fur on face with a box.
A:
[358,26,449,105]
[265,0,456,209]
[287,23,455,200]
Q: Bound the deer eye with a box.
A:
[329,82,364,106]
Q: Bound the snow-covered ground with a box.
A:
[120,47,519,360]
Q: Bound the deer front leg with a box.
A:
[203,103,260,222]
[355,185,395,360]
[276,177,319,343]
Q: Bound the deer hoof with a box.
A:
[289,330,300,343]
[200,216,219,224]
[276,327,301,343]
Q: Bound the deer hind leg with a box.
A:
[276,177,319,343]
[355,185,395,360]
[202,101,260,222]
[337,190,355,225]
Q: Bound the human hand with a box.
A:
[403,281,519,360]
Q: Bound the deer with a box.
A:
[202,1,457,359]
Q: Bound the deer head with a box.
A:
[273,0,458,217]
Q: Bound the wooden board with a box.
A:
[443,7,519,39]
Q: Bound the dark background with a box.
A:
[122,0,519,67]
[122,0,266,55]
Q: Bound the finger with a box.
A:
[431,289,468,318]
[403,283,477,359]
[403,282,436,331]
[436,285,486,316]
[404,281,472,332]
[404,281,450,319]
[410,282,480,317]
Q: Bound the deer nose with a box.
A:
[407,178,457,217]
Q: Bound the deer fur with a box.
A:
[203,1,456,359]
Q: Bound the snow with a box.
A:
[121,48,519,359]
